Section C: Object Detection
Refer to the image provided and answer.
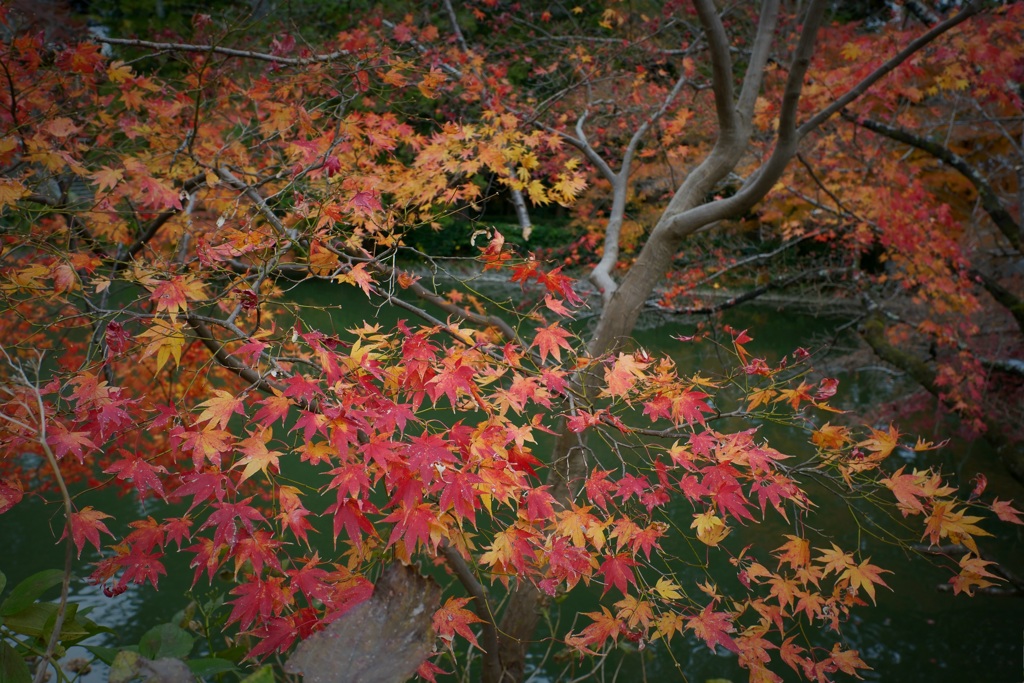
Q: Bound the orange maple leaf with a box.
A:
[531,322,573,364]
[840,558,891,604]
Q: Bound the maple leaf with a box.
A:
[432,596,485,649]
[253,394,292,427]
[816,543,855,575]
[63,506,115,558]
[949,553,1001,596]
[829,643,870,678]
[326,495,377,550]
[652,611,685,643]
[990,498,1024,525]
[598,553,637,595]
[812,422,850,451]
[104,450,168,498]
[672,389,712,426]
[691,510,731,546]
[0,478,24,515]
[172,470,229,512]
[233,427,283,482]
[840,558,891,604]
[879,466,929,515]
[522,485,556,522]
[177,427,233,469]
[923,501,992,553]
[334,262,375,296]
[565,607,622,653]
[47,423,98,463]
[856,424,900,459]
[246,616,301,661]
[780,637,810,675]
[530,322,573,363]
[601,352,646,398]
[227,575,293,631]
[686,605,739,654]
[653,576,683,601]
[613,594,653,630]
[773,535,811,570]
[384,501,439,552]
[195,390,247,430]
[90,165,123,192]
[543,294,572,316]
[200,498,266,550]
[278,486,315,545]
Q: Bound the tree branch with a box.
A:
[96,36,349,66]
[693,0,738,136]
[439,542,502,681]
[845,112,1021,252]
[798,2,981,138]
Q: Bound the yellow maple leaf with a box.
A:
[653,576,683,601]
[923,502,992,554]
[856,424,900,459]
[0,178,28,208]
[691,510,730,546]
[840,558,891,604]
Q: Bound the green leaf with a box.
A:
[2,602,96,643]
[0,569,7,597]
[0,570,64,616]
[0,641,31,683]
[239,664,275,683]
[138,623,194,660]
[186,657,237,677]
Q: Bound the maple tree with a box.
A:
[0,2,1020,683]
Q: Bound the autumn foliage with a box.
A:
[0,2,1021,682]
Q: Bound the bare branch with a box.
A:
[96,36,349,66]
[661,0,829,239]
[442,0,470,53]
[737,0,781,118]
[217,167,295,241]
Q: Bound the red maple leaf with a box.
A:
[277,486,314,545]
[287,554,333,604]
[427,360,476,407]
[199,497,266,550]
[63,506,114,557]
[672,390,712,426]
[104,450,167,498]
[584,469,616,510]
[246,616,300,661]
[384,502,437,552]
[523,485,557,521]
[172,470,230,512]
[47,422,97,462]
[438,468,481,523]
[253,394,293,427]
[432,596,485,648]
[598,553,638,596]
[531,323,573,363]
[565,607,622,653]
[326,494,377,549]
[227,574,293,631]
[686,605,739,654]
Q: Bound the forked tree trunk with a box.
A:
[478,1,980,679]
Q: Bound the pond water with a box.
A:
[3,278,1022,682]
